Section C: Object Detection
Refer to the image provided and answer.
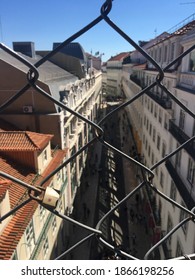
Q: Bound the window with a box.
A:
[164,45,168,62]
[179,109,185,131]
[154,49,157,60]
[39,205,46,221]
[175,143,181,169]
[157,135,161,150]
[150,101,153,114]
[58,199,63,213]
[170,42,175,61]
[158,47,162,62]
[162,142,166,158]
[143,134,145,144]
[43,237,49,258]
[189,51,195,72]
[155,160,159,176]
[187,158,195,187]
[57,171,61,181]
[52,216,57,234]
[159,108,162,124]
[192,119,195,136]
[153,128,156,142]
[179,201,188,234]
[167,214,173,246]
[151,152,154,165]
[148,145,151,157]
[160,170,164,187]
[43,149,47,165]
[154,104,158,118]
[170,180,176,204]
[149,123,152,136]
[146,118,149,131]
[144,116,146,126]
[145,95,147,105]
[70,118,77,134]
[148,98,150,110]
[164,114,168,130]
[25,220,35,256]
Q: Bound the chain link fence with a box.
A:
[0,0,195,260]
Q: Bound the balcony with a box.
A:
[146,91,172,110]
[179,73,195,92]
[165,160,194,209]
[130,75,172,109]
[169,120,195,161]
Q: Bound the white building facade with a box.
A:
[116,19,195,259]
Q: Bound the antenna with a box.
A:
[154,28,157,37]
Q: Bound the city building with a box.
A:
[0,41,102,259]
[119,16,195,259]
[0,121,67,259]
[105,52,130,99]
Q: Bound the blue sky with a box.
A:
[0,0,195,61]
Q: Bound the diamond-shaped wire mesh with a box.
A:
[0,0,195,260]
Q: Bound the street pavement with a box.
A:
[65,104,151,260]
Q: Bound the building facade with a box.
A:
[0,128,67,259]
[0,42,102,259]
[104,18,195,259]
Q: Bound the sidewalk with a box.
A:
[119,110,151,259]
[66,140,102,260]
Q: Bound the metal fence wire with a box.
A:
[0,0,195,260]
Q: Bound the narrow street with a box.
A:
[93,104,130,259]
[65,103,151,260]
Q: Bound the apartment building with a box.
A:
[104,17,195,259]
[105,52,130,99]
[0,42,102,259]
[0,123,67,259]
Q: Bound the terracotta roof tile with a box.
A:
[108,52,130,62]
[0,148,67,259]
[0,131,53,151]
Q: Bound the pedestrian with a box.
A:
[85,181,89,189]
[131,233,136,245]
[130,208,134,223]
[87,208,90,218]
[83,202,87,218]
[135,193,139,209]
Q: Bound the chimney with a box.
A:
[12,41,36,58]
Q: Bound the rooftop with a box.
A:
[0,131,53,151]
[108,52,130,62]
[0,120,67,259]
[0,147,66,259]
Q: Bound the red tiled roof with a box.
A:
[148,20,195,49]
[0,148,67,259]
[0,131,53,151]
[108,52,130,62]
[173,20,195,36]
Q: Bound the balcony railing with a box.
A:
[179,73,195,91]
[130,75,172,109]
[165,159,194,209]
[169,120,195,160]
[146,91,172,110]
